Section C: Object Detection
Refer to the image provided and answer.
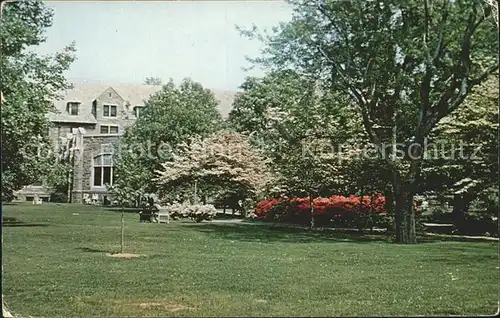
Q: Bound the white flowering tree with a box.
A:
[155,131,272,216]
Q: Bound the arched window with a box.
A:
[93,154,114,187]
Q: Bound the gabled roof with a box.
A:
[47,79,236,123]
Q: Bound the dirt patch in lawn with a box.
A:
[76,297,193,313]
[137,301,193,312]
[105,253,143,259]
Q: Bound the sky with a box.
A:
[33,0,294,91]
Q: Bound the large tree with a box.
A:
[229,71,391,227]
[241,0,498,243]
[229,70,364,179]
[0,0,76,201]
[111,79,223,203]
[155,131,271,215]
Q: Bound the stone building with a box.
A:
[15,80,235,204]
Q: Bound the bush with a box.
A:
[421,207,454,223]
[50,192,68,203]
[458,214,499,237]
[163,202,217,222]
[254,194,420,230]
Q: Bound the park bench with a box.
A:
[32,196,43,205]
[139,204,172,223]
[139,210,153,222]
[155,207,171,224]
[139,204,158,222]
[422,222,454,234]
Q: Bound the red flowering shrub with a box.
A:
[254,198,282,218]
[254,194,420,229]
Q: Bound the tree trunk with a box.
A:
[391,152,420,244]
[384,187,395,215]
[66,167,72,203]
[394,189,417,244]
[309,194,315,229]
[367,193,376,233]
[120,208,125,254]
[193,180,198,204]
[452,193,474,232]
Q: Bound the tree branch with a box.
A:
[432,0,449,62]
[421,5,494,137]
[423,0,431,61]
[470,62,499,86]
[317,45,366,105]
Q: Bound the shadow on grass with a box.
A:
[416,234,498,244]
[104,207,141,213]
[2,216,49,227]
[182,221,498,245]
[213,213,245,220]
[76,247,110,253]
[182,222,392,244]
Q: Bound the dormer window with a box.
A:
[103,105,117,117]
[67,102,80,115]
[134,106,143,118]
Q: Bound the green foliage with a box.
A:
[112,78,224,200]
[424,75,499,198]
[0,0,76,200]
[229,71,367,198]
[108,184,143,208]
[238,0,498,243]
[144,76,162,85]
[49,191,68,203]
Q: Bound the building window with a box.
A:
[93,154,113,187]
[103,105,117,117]
[100,125,109,134]
[134,106,143,118]
[100,125,119,135]
[67,102,79,115]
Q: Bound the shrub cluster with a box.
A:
[254,194,420,230]
[163,202,217,222]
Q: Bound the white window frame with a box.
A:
[68,102,80,115]
[134,106,143,118]
[103,104,117,117]
[92,154,114,188]
[99,125,119,135]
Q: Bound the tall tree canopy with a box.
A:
[0,0,76,201]
[240,0,498,243]
[144,77,162,85]
[228,71,380,199]
[423,73,499,227]
[112,79,223,203]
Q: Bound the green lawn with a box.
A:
[2,203,498,317]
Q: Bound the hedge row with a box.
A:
[254,194,420,229]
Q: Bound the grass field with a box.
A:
[2,203,498,317]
